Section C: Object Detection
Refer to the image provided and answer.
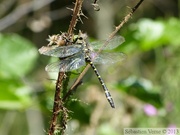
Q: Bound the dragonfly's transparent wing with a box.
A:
[39,44,82,58]
[90,36,125,50]
[91,52,126,64]
[45,53,86,72]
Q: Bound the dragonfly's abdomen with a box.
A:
[85,55,115,108]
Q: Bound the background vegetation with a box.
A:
[0,0,180,135]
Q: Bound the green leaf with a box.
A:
[0,34,38,110]
[68,100,91,124]
[164,17,180,46]
[126,18,180,51]
[116,77,163,108]
[0,79,32,110]
[133,18,165,50]
[0,33,38,79]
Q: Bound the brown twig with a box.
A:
[48,0,84,135]
[109,0,144,38]
[63,0,144,102]
[68,0,84,35]
[48,72,65,135]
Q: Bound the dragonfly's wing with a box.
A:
[45,53,86,72]
[91,52,126,64]
[39,44,82,58]
[90,36,125,50]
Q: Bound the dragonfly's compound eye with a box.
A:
[74,36,84,44]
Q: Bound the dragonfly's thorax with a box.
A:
[80,42,92,60]
[73,33,93,60]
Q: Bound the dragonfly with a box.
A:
[39,35,125,108]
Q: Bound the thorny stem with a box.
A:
[48,72,65,135]
[63,0,144,102]
[68,0,84,35]
[48,0,84,135]
[109,0,144,38]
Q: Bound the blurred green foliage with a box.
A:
[0,34,38,109]
[0,1,180,134]
[1,17,180,135]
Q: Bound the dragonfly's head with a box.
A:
[73,31,88,44]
